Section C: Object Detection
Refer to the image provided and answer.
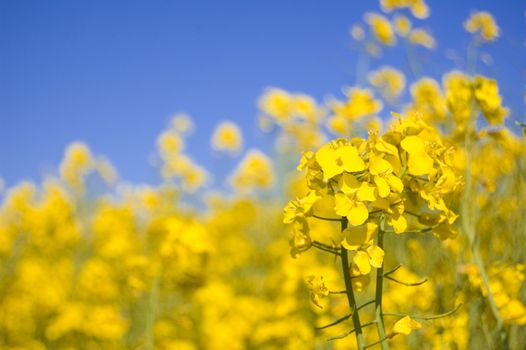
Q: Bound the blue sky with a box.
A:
[1,0,525,187]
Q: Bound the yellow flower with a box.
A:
[464,11,500,42]
[393,15,412,37]
[334,174,376,226]
[400,135,434,175]
[170,113,194,134]
[158,131,184,156]
[341,222,378,250]
[230,149,274,191]
[473,76,509,125]
[258,88,292,123]
[283,190,320,224]
[365,12,396,46]
[328,88,383,133]
[305,276,330,308]
[380,0,430,19]
[315,143,365,179]
[368,66,406,102]
[211,121,243,153]
[409,28,436,49]
[59,142,94,191]
[388,316,422,338]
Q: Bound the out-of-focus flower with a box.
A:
[409,28,436,49]
[473,76,509,125]
[158,131,184,156]
[305,276,329,308]
[258,88,292,123]
[230,149,274,192]
[464,11,500,42]
[350,24,365,41]
[211,121,243,154]
[365,13,396,46]
[380,0,430,19]
[388,316,422,338]
[393,15,412,37]
[327,87,383,135]
[368,66,406,102]
[171,113,194,134]
[59,142,94,192]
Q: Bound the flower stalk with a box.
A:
[340,217,367,350]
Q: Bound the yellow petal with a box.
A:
[407,153,434,176]
[374,176,390,198]
[400,135,426,154]
[375,138,398,155]
[369,154,392,175]
[334,193,352,217]
[348,201,369,226]
[357,182,377,202]
[339,173,360,194]
[371,197,390,211]
[341,226,368,251]
[367,245,384,268]
[389,214,407,234]
[387,174,404,193]
[338,145,365,172]
[354,251,371,275]
[316,146,342,179]
[301,190,321,212]
[390,316,422,337]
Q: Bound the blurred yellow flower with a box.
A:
[409,28,436,49]
[393,15,412,37]
[380,0,430,19]
[211,121,243,153]
[365,12,396,46]
[368,66,406,102]
[464,11,500,42]
[230,149,274,191]
[388,316,422,338]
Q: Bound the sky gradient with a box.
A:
[1,0,525,188]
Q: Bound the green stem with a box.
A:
[374,227,389,350]
[340,217,367,350]
[404,38,420,78]
[461,112,509,349]
[145,277,160,350]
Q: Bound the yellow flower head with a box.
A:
[464,11,500,42]
[393,15,412,37]
[368,66,406,102]
[365,13,396,46]
[211,121,243,153]
[380,0,430,19]
[388,316,422,338]
[258,88,292,123]
[230,149,274,192]
[409,28,436,49]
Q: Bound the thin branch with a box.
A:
[385,275,428,287]
[404,210,420,218]
[365,337,389,349]
[312,213,342,222]
[383,265,402,277]
[384,227,435,235]
[316,299,374,330]
[312,241,340,255]
[383,304,463,321]
[326,321,376,341]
